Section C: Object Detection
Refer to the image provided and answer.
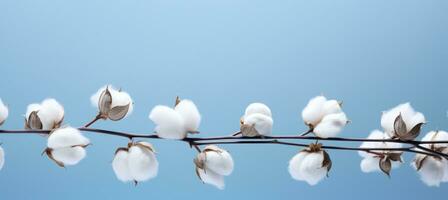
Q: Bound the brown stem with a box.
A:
[83,114,102,128]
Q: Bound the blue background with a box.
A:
[0,0,447,199]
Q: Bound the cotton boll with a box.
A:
[109,89,134,117]
[149,105,186,139]
[38,99,64,130]
[416,156,446,187]
[322,100,342,116]
[313,112,348,138]
[298,152,328,185]
[51,146,86,166]
[244,103,272,118]
[0,146,4,170]
[174,100,201,132]
[0,99,8,126]
[360,156,381,173]
[302,96,327,126]
[198,168,225,190]
[25,103,41,121]
[381,103,425,137]
[243,113,273,136]
[204,148,234,176]
[47,127,90,149]
[112,150,133,182]
[288,151,308,181]
[128,145,159,182]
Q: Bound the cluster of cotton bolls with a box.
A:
[239,103,273,137]
[301,96,349,138]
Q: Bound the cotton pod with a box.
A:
[240,103,273,137]
[45,127,90,167]
[288,143,332,186]
[412,131,448,187]
[149,97,201,139]
[112,142,159,184]
[358,130,403,176]
[25,98,64,130]
[0,99,8,126]
[301,96,348,138]
[0,145,4,170]
[381,103,425,140]
[90,85,134,121]
[194,145,234,189]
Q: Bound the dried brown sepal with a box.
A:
[53,117,64,129]
[98,87,112,118]
[44,148,65,168]
[393,114,407,139]
[308,143,323,153]
[194,153,207,170]
[114,147,129,155]
[27,111,43,130]
[387,153,403,162]
[322,150,332,177]
[240,123,260,137]
[402,123,424,141]
[135,142,156,153]
[379,157,392,177]
[414,154,428,171]
[0,120,5,126]
[174,96,181,107]
[108,104,130,121]
[195,167,203,183]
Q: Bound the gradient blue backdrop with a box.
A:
[1,0,447,199]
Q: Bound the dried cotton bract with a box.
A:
[412,131,448,187]
[45,127,90,167]
[358,130,403,176]
[288,143,332,185]
[90,85,134,121]
[0,98,8,126]
[240,103,273,137]
[381,103,425,140]
[194,145,234,189]
[25,99,64,130]
[112,142,159,184]
[149,97,201,139]
[301,96,348,138]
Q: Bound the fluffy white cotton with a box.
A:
[47,127,90,149]
[112,142,159,183]
[358,130,403,173]
[301,96,327,126]
[196,145,234,189]
[243,113,273,136]
[244,103,272,118]
[313,112,348,138]
[47,127,90,166]
[0,99,8,125]
[90,85,134,118]
[420,131,448,149]
[0,146,4,170]
[128,144,159,182]
[149,105,186,139]
[381,103,425,137]
[174,100,201,132]
[288,151,328,185]
[112,150,133,182]
[26,99,64,130]
[149,99,202,139]
[415,156,447,187]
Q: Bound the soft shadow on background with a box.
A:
[0,0,447,199]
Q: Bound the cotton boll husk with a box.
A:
[128,145,159,182]
[381,103,425,137]
[51,146,86,166]
[288,151,308,181]
[47,127,90,149]
[322,100,342,116]
[149,106,186,139]
[109,89,134,116]
[0,99,8,125]
[298,152,328,185]
[38,99,64,129]
[313,112,348,138]
[25,103,42,120]
[243,113,273,136]
[302,96,327,126]
[244,103,272,118]
[112,150,133,182]
[90,85,108,107]
[0,146,4,170]
[174,100,201,132]
[416,156,446,187]
[204,149,234,176]
[198,168,225,190]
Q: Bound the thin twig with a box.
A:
[83,115,102,128]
